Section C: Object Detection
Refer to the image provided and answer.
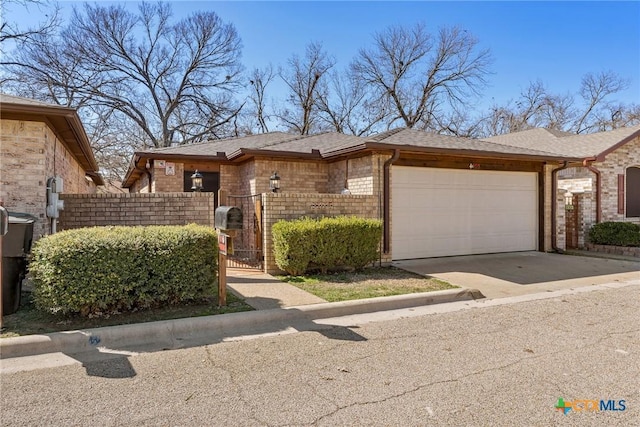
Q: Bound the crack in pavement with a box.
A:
[308,342,600,425]
[204,345,270,427]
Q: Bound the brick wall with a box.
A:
[577,192,595,247]
[552,137,640,247]
[543,165,555,252]
[45,125,95,195]
[261,192,388,274]
[58,193,215,230]
[1,118,96,240]
[596,135,640,224]
[555,189,567,251]
[131,171,151,193]
[152,161,184,192]
[255,159,329,194]
[220,164,241,195]
[327,155,384,195]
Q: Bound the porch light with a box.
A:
[564,192,574,210]
[269,171,280,193]
[191,170,203,192]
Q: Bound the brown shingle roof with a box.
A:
[139,132,301,157]
[484,126,640,158]
[364,128,562,158]
[258,132,365,155]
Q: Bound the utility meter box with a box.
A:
[214,206,243,230]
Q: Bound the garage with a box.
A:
[392,166,538,260]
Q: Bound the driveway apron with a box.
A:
[393,251,640,299]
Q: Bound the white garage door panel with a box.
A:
[392,167,537,260]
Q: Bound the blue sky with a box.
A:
[4,1,640,110]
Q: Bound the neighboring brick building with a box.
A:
[0,94,104,239]
[487,126,640,250]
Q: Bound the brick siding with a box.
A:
[584,243,640,258]
[553,136,640,248]
[152,161,184,192]
[596,135,640,224]
[0,118,96,240]
[58,193,214,229]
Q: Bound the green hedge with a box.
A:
[588,222,640,247]
[273,216,382,275]
[29,224,218,316]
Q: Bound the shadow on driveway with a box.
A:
[394,252,639,297]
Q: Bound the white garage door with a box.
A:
[392,166,538,260]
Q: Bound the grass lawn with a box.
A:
[278,266,457,302]
[0,291,253,338]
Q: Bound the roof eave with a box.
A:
[133,151,229,162]
[364,142,578,162]
[227,148,323,161]
[1,102,103,185]
[592,128,640,162]
[121,155,143,189]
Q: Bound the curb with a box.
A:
[0,288,482,359]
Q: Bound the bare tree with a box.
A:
[316,69,389,136]
[477,71,633,137]
[0,0,60,45]
[5,2,244,149]
[248,65,275,133]
[277,42,335,135]
[573,71,630,134]
[351,23,492,130]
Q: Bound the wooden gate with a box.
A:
[565,194,580,249]
[225,194,263,269]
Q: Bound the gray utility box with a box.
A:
[214,206,243,230]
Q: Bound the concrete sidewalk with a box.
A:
[226,268,326,309]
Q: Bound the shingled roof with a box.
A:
[364,128,563,158]
[484,126,640,159]
[138,132,301,157]
[123,127,585,188]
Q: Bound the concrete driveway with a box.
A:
[394,251,639,298]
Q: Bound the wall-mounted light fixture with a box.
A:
[269,171,281,193]
[564,192,574,210]
[191,170,203,192]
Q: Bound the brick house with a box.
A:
[0,94,104,239]
[486,126,640,250]
[123,129,588,272]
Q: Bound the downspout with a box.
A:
[551,161,569,252]
[383,149,400,254]
[144,159,153,193]
[583,157,601,224]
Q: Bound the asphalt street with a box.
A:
[1,285,638,426]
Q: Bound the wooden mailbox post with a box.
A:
[214,206,243,306]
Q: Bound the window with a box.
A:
[626,167,640,217]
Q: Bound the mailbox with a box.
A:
[215,206,243,230]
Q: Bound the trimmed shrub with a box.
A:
[588,222,640,247]
[273,216,382,275]
[29,224,218,316]
[271,219,315,276]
